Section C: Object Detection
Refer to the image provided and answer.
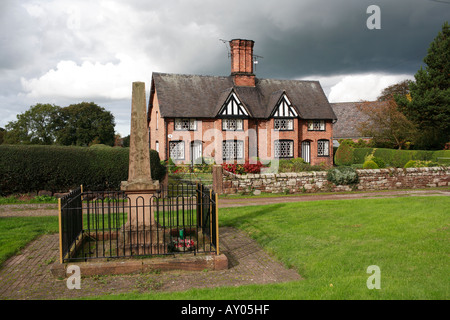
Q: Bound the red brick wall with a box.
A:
[148,91,166,157]
[299,120,334,167]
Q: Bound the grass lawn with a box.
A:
[98,196,449,300]
[0,216,59,265]
[0,196,448,299]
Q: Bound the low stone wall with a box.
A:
[222,166,450,194]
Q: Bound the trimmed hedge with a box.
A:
[352,148,449,168]
[334,142,354,166]
[0,145,166,195]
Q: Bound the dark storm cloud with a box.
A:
[188,0,449,79]
[0,0,448,134]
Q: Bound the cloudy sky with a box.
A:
[1,0,449,136]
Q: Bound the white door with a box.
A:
[191,141,202,164]
[301,141,311,163]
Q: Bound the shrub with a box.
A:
[353,148,375,164]
[274,158,324,173]
[222,163,245,175]
[0,145,165,195]
[353,147,438,168]
[150,149,166,180]
[222,161,264,175]
[243,161,264,174]
[432,150,450,165]
[404,160,439,168]
[372,157,385,168]
[326,167,359,185]
[334,143,354,166]
[363,160,379,169]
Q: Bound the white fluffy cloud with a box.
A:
[306,73,414,102]
[21,54,153,101]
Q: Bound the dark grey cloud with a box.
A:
[190,0,449,79]
[0,0,448,135]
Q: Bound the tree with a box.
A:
[122,135,130,147]
[3,103,60,145]
[357,100,417,150]
[396,22,450,149]
[55,102,116,146]
[0,127,5,144]
[378,80,411,101]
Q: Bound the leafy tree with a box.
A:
[378,80,411,101]
[3,104,60,145]
[357,100,417,150]
[396,22,450,149]
[55,102,116,146]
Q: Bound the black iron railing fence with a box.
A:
[58,183,219,263]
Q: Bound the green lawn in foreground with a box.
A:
[98,196,449,300]
[0,216,59,265]
[1,196,448,299]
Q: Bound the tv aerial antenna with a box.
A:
[219,39,263,71]
[219,39,231,58]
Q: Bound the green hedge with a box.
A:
[0,145,166,195]
[351,148,449,168]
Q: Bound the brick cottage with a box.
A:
[148,39,337,166]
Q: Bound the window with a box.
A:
[222,119,243,131]
[175,118,197,131]
[318,139,330,157]
[156,111,159,130]
[307,120,325,131]
[274,140,294,158]
[274,118,294,131]
[222,140,244,160]
[169,141,185,160]
[155,141,159,153]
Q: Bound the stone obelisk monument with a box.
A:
[121,82,161,255]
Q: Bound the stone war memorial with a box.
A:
[51,82,227,278]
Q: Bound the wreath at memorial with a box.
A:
[170,238,195,252]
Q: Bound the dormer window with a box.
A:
[175,118,197,131]
[271,93,298,131]
[308,120,325,131]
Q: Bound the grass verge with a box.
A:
[92,196,450,300]
[0,216,59,266]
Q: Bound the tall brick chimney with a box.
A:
[229,39,255,87]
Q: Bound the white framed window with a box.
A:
[222,119,243,131]
[174,118,197,131]
[155,141,159,153]
[222,140,244,160]
[274,140,294,158]
[307,120,326,131]
[274,118,294,131]
[169,141,185,160]
[318,139,330,157]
